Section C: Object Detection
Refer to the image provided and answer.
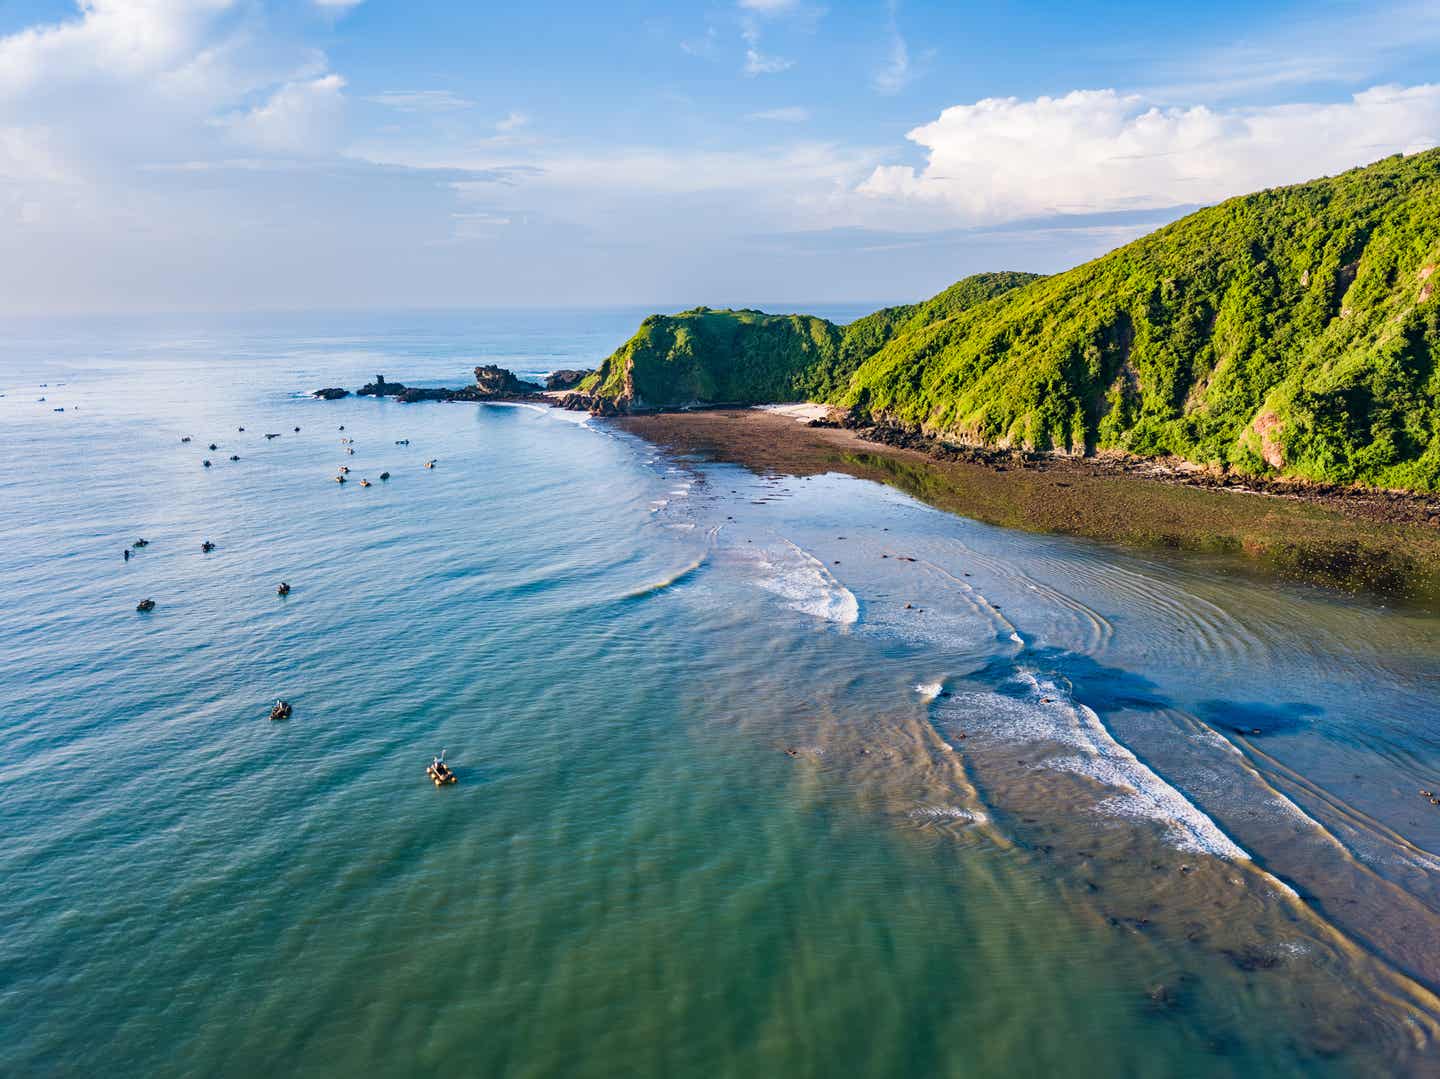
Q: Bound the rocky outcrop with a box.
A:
[474,365,542,396]
[545,369,593,391]
[395,386,453,403]
[357,374,404,397]
[313,387,349,400]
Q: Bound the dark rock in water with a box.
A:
[558,391,620,416]
[473,365,543,397]
[357,374,405,397]
[314,387,349,400]
[545,368,592,391]
[395,386,454,403]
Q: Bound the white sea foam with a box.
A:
[940,676,1248,860]
[751,539,859,625]
[915,682,944,700]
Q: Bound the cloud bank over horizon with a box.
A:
[0,0,1437,313]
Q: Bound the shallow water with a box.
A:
[4,311,1440,1076]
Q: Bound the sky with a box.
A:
[1,0,1439,314]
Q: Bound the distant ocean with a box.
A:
[4,310,1440,1077]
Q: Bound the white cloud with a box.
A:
[495,111,529,132]
[748,106,810,122]
[369,90,471,111]
[314,0,364,9]
[745,48,794,75]
[859,85,1440,223]
[224,74,347,154]
[872,1,912,95]
[738,0,798,10]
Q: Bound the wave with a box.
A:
[935,673,1248,860]
[751,538,859,625]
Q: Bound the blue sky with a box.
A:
[1,0,1438,313]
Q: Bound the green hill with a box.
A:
[580,272,1040,408]
[588,150,1440,491]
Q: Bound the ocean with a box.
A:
[4,309,1440,1077]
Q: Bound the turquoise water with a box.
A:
[5,311,1440,1077]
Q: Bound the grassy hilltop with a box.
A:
[586,150,1440,492]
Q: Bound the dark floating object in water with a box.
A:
[395,439,410,445]
[238,426,245,431]
[123,548,131,561]
[203,459,212,468]
[346,447,354,455]
[427,752,457,786]
[335,474,347,484]
[277,582,291,596]
[338,465,350,473]
[229,454,240,461]
[53,407,64,412]
[201,540,216,552]
[269,699,292,722]
[181,436,191,442]
[133,538,149,548]
[265,433,280,439]
[424,459,436,469]
[338,425,345,431]
[208,443,217,450]
[294,426,300,432]
[136,598,156,612]
[379,471,390,481]
[359,478,371,487]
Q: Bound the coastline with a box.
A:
[612,407,1440,604]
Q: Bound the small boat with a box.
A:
[269,699,292,721]
[136,598,156,612]
[276,582,291,596]
[201,540,216,552]
[359,479,371,487]
[427,752,457,786]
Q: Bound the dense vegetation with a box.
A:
[590,151,1440,491]
[580,272,1039,408]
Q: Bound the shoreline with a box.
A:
[611,407,1440,605]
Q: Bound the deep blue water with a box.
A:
[4,310,1440,1077]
